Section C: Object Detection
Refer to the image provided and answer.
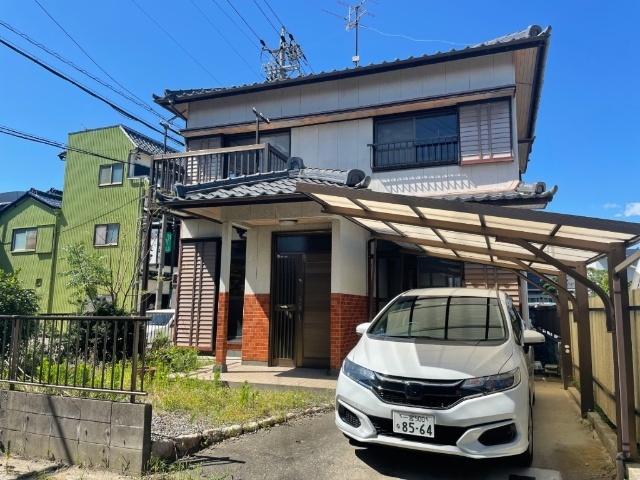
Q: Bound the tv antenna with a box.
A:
[323,0,375,67]
[260,27,310,82]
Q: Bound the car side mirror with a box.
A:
[355,322,371,336]
[522,329,545,353]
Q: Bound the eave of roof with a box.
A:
[153,25,551,110]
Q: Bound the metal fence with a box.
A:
[370,136,459,170]
[0,315,149,401]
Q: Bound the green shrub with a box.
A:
[147,334,198,373]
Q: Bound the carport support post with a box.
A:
[609,243,637,462]
[556,273,573,390]
[575,263,594,417]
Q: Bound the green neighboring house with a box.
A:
[0,188,63,312]
[1,125,174,314]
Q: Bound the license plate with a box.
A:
[392,412,435,438]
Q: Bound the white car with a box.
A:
[335,288,545,465]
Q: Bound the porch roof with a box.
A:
[295,183,640,276]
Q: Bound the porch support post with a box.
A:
[574,263,594,416]
[215,222,233,372]
[609,242,637,462]
[556,273,573,390]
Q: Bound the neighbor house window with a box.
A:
[94,223,119,246]
[373,109,459,170]
[12,228,37,251]
[99,164,124,185]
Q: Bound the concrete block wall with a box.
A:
[0,391,151,474]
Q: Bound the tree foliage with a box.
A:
[0,269,39,315]
[587,268,610,296]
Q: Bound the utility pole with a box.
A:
[260,26,309,82]
[323,0,374,67]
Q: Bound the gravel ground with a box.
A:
[151,411,212,440]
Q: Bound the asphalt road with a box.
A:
[184,380,615,480]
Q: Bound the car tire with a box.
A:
[512,405,534,467]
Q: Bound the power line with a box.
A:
[0,19,175,125]
[0,125,135,165]
[0,36,184,146]
[262,0,285,28]
[360,25,473,46]
[210,0,261,51]
[253,0,279,35]
[129,0,222,85]
[188,0,263,80]
[225,0,263,42]
[32,0,168,123]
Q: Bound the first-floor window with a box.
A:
[12,228,37,251]
[94,223,119,246]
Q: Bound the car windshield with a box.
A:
[370,295,506,341]
[149,313,173,326]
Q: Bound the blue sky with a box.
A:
[1,0,638,220]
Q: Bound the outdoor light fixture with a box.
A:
[279,219,298,226]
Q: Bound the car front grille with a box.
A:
[371,373,479,409]
[367,415,466,446]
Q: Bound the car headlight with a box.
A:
[460,367,521,394]
[342,358,376,387]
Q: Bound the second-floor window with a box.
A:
[373,109,458,170]
[99,164,124,186]
[372,99,513,171]
[94,223,119,246]
[12,227,37,251]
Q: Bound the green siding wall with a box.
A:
[51,126,145,313]
[0,198,59,312]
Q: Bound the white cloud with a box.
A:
[623,203,640,217]
[604,203,621,209]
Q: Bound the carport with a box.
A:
[297,182,640,478]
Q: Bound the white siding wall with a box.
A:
[181,219,222,239]
[187,53,515,129]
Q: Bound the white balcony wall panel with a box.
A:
[181,219,222,239]
[186,56,515,130]
[445,58,471,94]
[369,160,518,196]
[422,63,447,97]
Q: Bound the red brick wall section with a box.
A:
[215,292,229,366]
[330,293,369,370]
[242,294,270,363]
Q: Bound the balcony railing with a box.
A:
[371,136,459,171]
[152,143,289,193]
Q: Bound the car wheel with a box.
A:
[512,405,533,467]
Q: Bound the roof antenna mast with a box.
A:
[323,0,375,67]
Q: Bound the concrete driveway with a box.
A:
[183,379,614,480]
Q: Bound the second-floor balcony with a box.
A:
[152,143,288,193]
[370,135,459,171]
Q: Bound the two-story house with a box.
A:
[1,125,177,313]
[151,25,553,371]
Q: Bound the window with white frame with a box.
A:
[99,164,124,185]
[94,223,119,246]
[12,228,37,251]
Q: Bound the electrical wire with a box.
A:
[262,0,285,28]
[0,36,184,146]
[31,0,168,123]
[224,0,263,42]
[0,19,174,125]
[188,0,263,80]
[0,125,135,165]
[253,0,279,35]
[58,196,140,236]
[210,0,261,50]
[361,25,473,46]
[129,0,222,85]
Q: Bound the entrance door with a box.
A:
[271,234,331,368]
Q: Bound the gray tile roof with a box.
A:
[120,125,178,155]
[0,188,63,214]
[434,185,558,204]
[154,25,550,105]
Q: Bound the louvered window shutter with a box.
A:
[459,100,513,163]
